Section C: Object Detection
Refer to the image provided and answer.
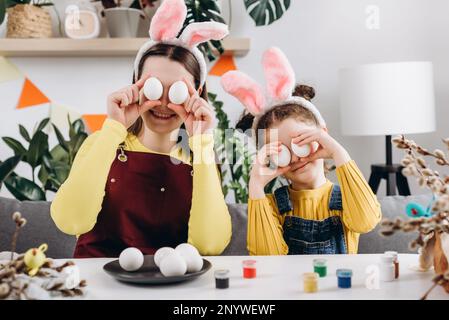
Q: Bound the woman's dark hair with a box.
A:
[235,84,318,144]
[128,43,208,135]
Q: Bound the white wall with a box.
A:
[1,0,448,200]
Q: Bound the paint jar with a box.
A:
[336,269,353,288]
[380,254,395,282]
[384,251,399,279]
[302,272,318,293]
[242,260,257,279]
[214,269,230,289]
[313,259,327,277]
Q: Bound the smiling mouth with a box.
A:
[291,161,311,172]
[149,110,177,120]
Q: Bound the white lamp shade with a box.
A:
[339,61,436,136]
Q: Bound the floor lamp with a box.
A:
[339,61,436,196]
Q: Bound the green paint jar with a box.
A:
[313,259,327,277]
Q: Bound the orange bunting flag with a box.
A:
[82,114,107,133]
[16,78,50,109]
[209,55,237,76]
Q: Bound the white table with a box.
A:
[69,254,448,300]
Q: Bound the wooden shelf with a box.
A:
[0,37,250,57]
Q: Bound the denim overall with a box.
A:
[274,185,347,255]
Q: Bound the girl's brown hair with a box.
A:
[128,43,208,135]
[236,84,318,144]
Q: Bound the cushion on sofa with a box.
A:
[0,197,76,259]
[357,194,431,254]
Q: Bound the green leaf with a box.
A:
[27,131,49,169]
[72,119,85,134]
[50,144,69,162]
[69,132,88,156]
[35,117,50,133]
[0,155,21,185]
[0,0,6,25]
[37,163,49,188]
[19,125,31,142]
[244,0,291,26]
[4,175,46,201]
[183,0,225,61]
[49,161,70,184]
[52,124,69,152]
[2,137,27,156]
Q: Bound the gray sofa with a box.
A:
[0,195,430,258]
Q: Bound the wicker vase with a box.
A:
[6,4,53,38]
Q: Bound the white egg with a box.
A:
[154,247,175,267]
[168,81,189,105]
[159,251,187,277]
[291,141,311,158]
[271,144,291,167]
[119,247,144,272]
[291,141,320,158]
[175,243,200,256]
[175,243,203,273]
[185,254,204,273]
[143,77,163,101]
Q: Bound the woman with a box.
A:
[51,0,232,258]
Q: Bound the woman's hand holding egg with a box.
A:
[290,127,350,167]
[107,75,162,129]
[167,79,214,136]
[249,142,291,199]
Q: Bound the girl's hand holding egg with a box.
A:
[249,142,291,199]
[290,127,350,167]
[107,75,162,129]
[167,79,214,136]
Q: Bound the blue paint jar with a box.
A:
[336,269,353,289]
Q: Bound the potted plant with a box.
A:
[0,0,54,38]
[0,116,88,201]
[94,0,159,37]
[381,135,449,299]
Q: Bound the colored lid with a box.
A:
[336,269,353,277]
[313,258,327,266]
[381,254,395,263]
[214,269,230,279]
[242,259,257,267]
[303,272,319,281]
[384,251,398,259]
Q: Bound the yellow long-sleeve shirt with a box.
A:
[247,160,382,255]
[51,119,232,256]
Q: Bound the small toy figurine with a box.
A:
[24,244,48,276]
[405,195,435,218]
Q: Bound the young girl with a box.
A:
[222,47,381,255]
[51,0,231,258]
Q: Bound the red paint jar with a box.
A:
[242,260,257,279]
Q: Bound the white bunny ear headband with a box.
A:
[134,0,229,86]
[221,47,326,128]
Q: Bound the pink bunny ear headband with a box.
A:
[221,47,326,128]
[134,0,229,86]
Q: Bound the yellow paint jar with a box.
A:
[303,272,319,293]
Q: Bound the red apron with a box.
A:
[74,146,193,258]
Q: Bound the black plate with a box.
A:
[103,255,212,284]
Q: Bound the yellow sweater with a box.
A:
[247,160,382,255]
[50,119,232,255]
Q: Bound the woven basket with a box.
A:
[6,4,53,38]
